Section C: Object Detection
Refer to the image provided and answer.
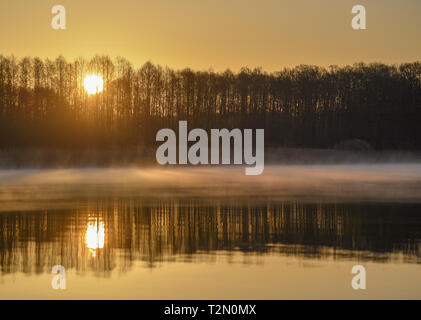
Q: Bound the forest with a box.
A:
[0,55,420,150]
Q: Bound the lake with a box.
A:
[0,165,421,299]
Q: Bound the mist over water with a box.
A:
[0,164,420,211]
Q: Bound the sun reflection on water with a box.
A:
[85,219,105,257]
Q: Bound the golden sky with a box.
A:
[0,0,420,71]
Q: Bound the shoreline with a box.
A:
[0,147,420,169]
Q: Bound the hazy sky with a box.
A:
[0,0,420,71]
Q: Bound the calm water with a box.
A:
[1,165,421,299]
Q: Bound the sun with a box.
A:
[84,75,104,95]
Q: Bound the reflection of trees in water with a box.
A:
[0,200,420,275]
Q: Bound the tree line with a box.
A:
[0,55,420,150]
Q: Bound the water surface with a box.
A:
[1,165,421,299]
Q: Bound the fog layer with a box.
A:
[0,164,420,211]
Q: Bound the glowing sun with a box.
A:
[84,75,104,94]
